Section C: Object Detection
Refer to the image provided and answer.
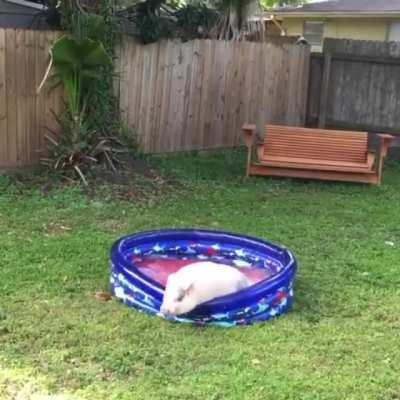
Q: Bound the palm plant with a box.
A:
[38,15,117,184]
[52,34,110,145]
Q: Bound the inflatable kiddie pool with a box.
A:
[110,229,297,327]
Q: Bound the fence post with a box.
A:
[318,51,332,128]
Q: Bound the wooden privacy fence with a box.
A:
[0,30,310,167]
[116,38,310,153]
[0,29,62,168]
[308,38,400,135]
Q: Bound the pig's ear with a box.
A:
[183,282,195,296]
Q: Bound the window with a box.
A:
[303,21,324,46]
[388,21,400,42]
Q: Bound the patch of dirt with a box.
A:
[4,156,185,203]
[42,223,72,237]
[90,157,160,185]
[4,169,77,197]
[97,219,128,233]
[84,157,185,203]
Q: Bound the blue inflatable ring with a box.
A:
[110,229,297,327]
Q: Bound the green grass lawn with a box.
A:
[1,149,400,400]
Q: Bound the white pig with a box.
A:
[160,261,250,316]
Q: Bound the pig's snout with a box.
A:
[160,306,172,317]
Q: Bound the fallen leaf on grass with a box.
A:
[92,291,112,302]
[42,223,72,237]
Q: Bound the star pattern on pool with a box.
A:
[153,244,164,253]
[234,249,246,257]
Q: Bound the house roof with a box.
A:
[0,0,51,29]
[274,0,400,18]
[4,0,46,11]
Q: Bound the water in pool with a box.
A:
[133,255,272,287]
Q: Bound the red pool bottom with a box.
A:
[134,258,271,287]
